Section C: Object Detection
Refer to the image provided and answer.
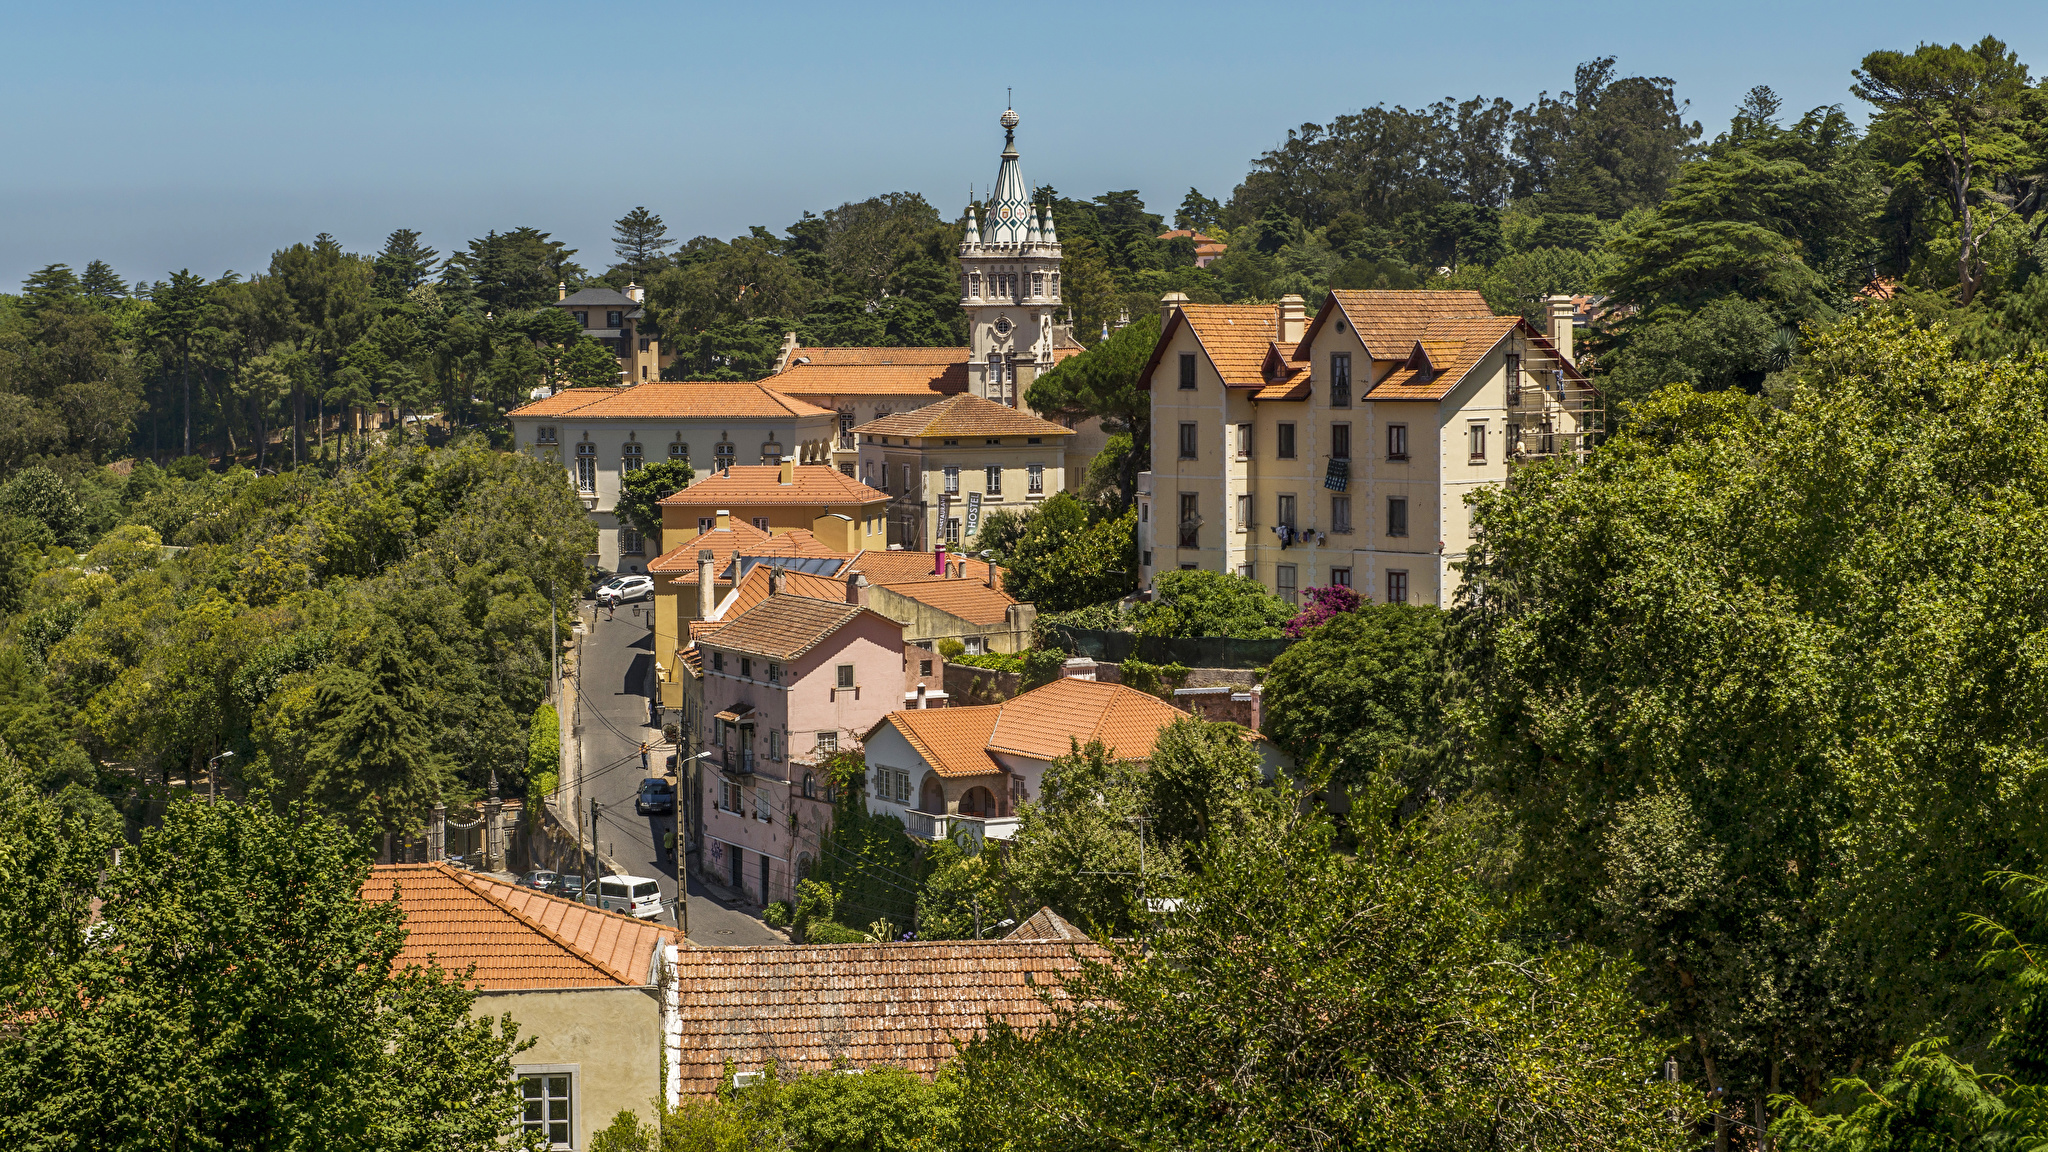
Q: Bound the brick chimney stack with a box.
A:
[1276,294,1307,346]
[697,549,716,619]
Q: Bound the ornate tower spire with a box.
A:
[962,201,981,247]
[984,107,1032,247]
[1037,202,1058,245]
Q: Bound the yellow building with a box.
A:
[655,461,888,555]
[1136,290,1592,607]
[850,393,1076,551]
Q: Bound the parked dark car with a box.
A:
[548,875,589,900]
[519,870,559,891]
[635,777,675,816]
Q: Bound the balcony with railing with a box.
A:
[721,748,756,776]
[902,810,1020,844]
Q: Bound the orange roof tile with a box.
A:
[719,564,853,619]
[876,706,1003,778]
[1005,906,1087,942]
[697,594,881,661]
[504,388,615,418]
[508,381,832,420]
[772,353,971,397]
[361,864,673,990]
[670,940,1100,1096]
[660,465,886,507]
[648,524,849,579]
[1317,289,1497,359]
[872,577,1018,626]
[1362,316,1520,402]
[848,550,1002,588]
[1137,304,1280,390]
[851,394,1076,439]
[986,678,1187,762]
[784,347,970,366]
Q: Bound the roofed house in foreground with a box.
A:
[361,863,680,1149]
[1136,289,1594,606]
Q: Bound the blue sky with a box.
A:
[0,1,2036,290]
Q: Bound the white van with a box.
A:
[590,874,665,920]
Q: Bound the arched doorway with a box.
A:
[919,775,947,814]
[959,786,996,818]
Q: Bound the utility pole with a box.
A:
[207,751,234,804]
[589,797,600,892]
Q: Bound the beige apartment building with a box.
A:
[850,393,1075,551]
[1136,290,1591,607]
[554,283,671,384]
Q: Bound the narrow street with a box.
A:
[571,597,783,947]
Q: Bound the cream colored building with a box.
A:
[506,382,840,574]
[554,283,672,384]
[851,393,1075,551]
[1136,290,1591,607]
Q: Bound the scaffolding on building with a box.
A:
[1506,343,1603,465]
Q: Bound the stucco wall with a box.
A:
[483,985,663,1151]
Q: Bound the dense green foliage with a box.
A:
[614,458,695,540]
[1022,315,1157,509]
[0,755,540,1149]
[0,439,588,838]
[1261,602,1445,790]
[1136,568,1297,639]
[996,492,1136,613]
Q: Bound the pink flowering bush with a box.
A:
[1284,585,1362,638]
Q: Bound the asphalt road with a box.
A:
[572,598,783,947]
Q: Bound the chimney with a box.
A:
[1160,291,1189,327]
[1277,294,1308,346]
[626,281,644,304]
[429,801,447,862]
[769,567,786,597]
[933,544,947,576]
[845,570,867,605]
[1546,295,1576,365]
[715,508,731,532]
[916,682,928,709]
[778,458,795,485]
[697,549,716,619]
[556,281,567,302]
[774,330,801,374]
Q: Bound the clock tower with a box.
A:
[960,107,1063,407]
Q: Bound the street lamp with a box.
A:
[207,751,235,805]
[672,750,714,941]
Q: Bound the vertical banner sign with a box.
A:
[938,493,951,544]
[965,492,983,538]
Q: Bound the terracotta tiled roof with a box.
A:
[773,356,971,397]
[698,594,877,661]
[1317,290,1497,359]
[648,524,847,579]
[507,381,832,421]
[660,465,886,507]
[670,940,1100,1096]
[851,394,1076,440]
[506,389,615,418]
[719,564,853,619]
[1137,304,1279,390]
[848,550,1001,588]
[360,864,673,990]
[1363,316,1520,402]
[881,706,1004,778]
[1006,906,1086,942]
[873,577,1018,626]
[987,678,1188,762]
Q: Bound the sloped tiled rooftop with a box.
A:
[699,594,872,661]
[987,677,1188,762]
[360,863,673,990]
[507,381,832,421]
[851,394,1075,440]
[880,706,1003,778]
[873,577,1018,626]
[660,465,887,507]
[648,524,847,579]
[671,940,1100,1096]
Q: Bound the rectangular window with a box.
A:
[1237,563,1254,578]
[1388,496,1409,537]
[1178,352,1197,390]
[1178,422,1198,459]
[1142,550,1152,567]
[621,443,643,472]
[1178,493,1199,548]
[574,444,596,492]
[538,426,557,444]
[840,462,854,477]
[619,527,643,555]
[943,467,960,495]
[1331,566,1352,588]
[755,788,769,821]
[1277,494,1296,530]
[1236,494,1253,532]
[985,466,1001,495]
[1388,569,1409,603]
[767,663,782,686]
[751,516,770,532]
[1332,495,1352,533]
[1388,424,1409,460]
[919,658,932,676]
[607,310,623,328]
[1276,564,1298,606]
[902,464,913,494]
[1027,463,1043,494]
[1469,423,1487,462]
[1331,423,1351,460]
[945,517,961,543]
[1330,353,1351,408]
[698,516,714,534]
[1277,423,1296,459]
[837,664,854,689]
[740,657,752,679]
[1235,423,1252,458]
[669,442,688,462]
[520,1073,573,1149]
[1506,352,1522,404]
[817,731,838,754]
[715,443,736,470]
[767,729,782,760]
[712,651,725,672]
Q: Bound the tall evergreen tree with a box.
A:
[78,260,126,306]
[370,228,439,299]
[1174,188,1223,232]
[148,270,210,457]
[610,207,674,282]
[19,264,80,320]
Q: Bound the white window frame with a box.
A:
[517,1065,577,1150]
[944,466,960,495]
[985,465,1002,495]
[1027,463,1043,494]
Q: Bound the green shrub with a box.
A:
[1021,647,1069,690]
[527,703,560,782]
[803,920,871,944]
[953,651,1023,674]
[1119,658,1191,700]
[763,900,792,928]
[937,637,966,659]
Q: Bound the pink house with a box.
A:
[691,572,944,906]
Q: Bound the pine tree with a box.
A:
[78,261,126,306]
[19,263,80,319]
[611,207,674,282]
[1175,188,1223,232]
[371,229,439,299]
